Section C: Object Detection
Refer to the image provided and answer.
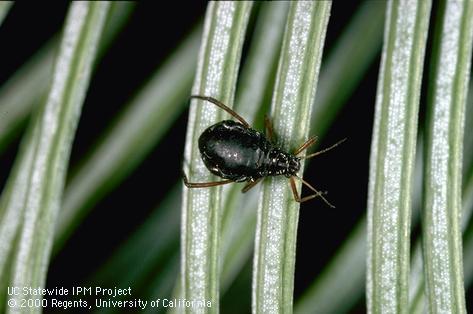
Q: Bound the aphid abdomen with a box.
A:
[198,120,270,182]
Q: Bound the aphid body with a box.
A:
[199,120,300,182]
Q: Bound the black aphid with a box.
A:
[183,95,345,206]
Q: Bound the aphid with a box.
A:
[182,95,345,207]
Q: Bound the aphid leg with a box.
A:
[290,176,319,203]
[190,95,250,128]
[301,138,347,159]
[264,115,276,143]
[242,177,263,193]
[182,171,233,188]
[290,176,335,208]
[294,136,318,156]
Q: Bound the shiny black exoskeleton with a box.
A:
[183,95,345,205]
[199,120,300,182]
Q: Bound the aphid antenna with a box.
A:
[294,175,335,208]
[300,138,347,160]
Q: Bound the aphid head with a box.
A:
[285,155,301,178]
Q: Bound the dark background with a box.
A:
[1,1,469,314]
